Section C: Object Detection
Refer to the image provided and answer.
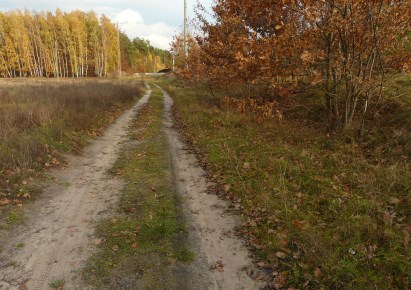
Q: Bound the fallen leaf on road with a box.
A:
[0,199,11,206]
[211,261,224,273]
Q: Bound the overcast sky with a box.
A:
[0,0,214,50]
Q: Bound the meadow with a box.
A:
[0,78,143,206]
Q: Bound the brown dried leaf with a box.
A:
[93,238,104,245]
[276,252,286,259]
[314,268,322,278]
[0,199,11,206]
[212,261,224,272]
[257,261,265,268]
[389,198,400,205]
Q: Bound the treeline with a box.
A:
[119,33,171,74]
[0,10,171,78]
[175,0,411,133]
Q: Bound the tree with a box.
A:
[185,0,411,133]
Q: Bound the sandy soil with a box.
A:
[0,87,151,290]
[160,85,264,290]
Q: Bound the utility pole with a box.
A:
[183,0,188,58]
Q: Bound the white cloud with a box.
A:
[146,35,173,51]
[113,9,177,50]
[114,9,144,24]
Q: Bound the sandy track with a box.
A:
[160,85,263,290]
[0,87,151,290]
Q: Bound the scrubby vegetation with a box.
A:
[159,74,410,289]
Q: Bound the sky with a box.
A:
[0,0,214,50]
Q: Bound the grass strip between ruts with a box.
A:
[83,85,193,289]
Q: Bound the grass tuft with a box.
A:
[7,211,24,225]
[49,279,65,289]
[174,247,195,262]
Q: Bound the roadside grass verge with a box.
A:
[157,76,410,289]
[83,86,193,289]
[0,78,143,210]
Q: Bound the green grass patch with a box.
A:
[157,76,411,289]
[15,242,25,248]
[84,86,193,289]
[7,211,24,225]
[174,247,195,262]
[49,279,65,289]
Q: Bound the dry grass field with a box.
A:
[0,78,143,206]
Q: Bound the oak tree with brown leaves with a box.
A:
[177,0,411,133]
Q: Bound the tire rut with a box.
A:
[158,84,264,290]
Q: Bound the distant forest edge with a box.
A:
[0,10,172,78]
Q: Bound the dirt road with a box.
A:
[0,84,262,290]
